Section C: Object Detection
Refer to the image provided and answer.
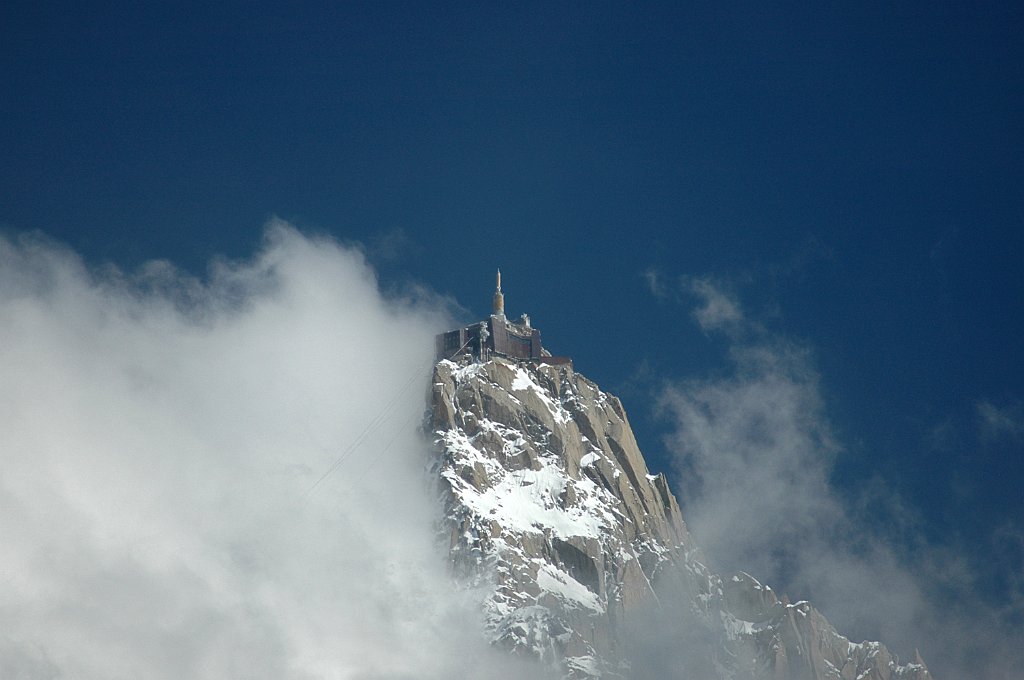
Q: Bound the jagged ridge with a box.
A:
[429,355,932,680]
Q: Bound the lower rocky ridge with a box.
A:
[429,355,932,680]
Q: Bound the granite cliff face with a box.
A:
[429,355,932,680]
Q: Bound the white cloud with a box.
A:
[0,222,545,680]
[658,279,1024,679]
[978,399,1024,443]
[642,268,668,300]
[661,342,841,579]
[687,277,743,333]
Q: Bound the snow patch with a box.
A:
[510,367,534,392]
[443,450,610,540]
[565,655,603,677]
[508,366,571,425]
[536,563,603,612]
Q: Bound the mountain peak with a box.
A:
[430,354,933,679]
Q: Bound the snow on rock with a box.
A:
[439,452,608,540]
[536,563,603,613]
[429,355,932,680]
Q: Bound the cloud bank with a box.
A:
[0,223,543,680]
[656,275,1024,679]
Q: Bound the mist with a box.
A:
[5,224,1018,679]
[657,277,1024,679]
[0,222,543,680]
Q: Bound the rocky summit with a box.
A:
[429,354,933,680]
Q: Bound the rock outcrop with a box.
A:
[429,355,932,680]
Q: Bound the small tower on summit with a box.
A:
[434,271,571,365]
[492,269,505,319]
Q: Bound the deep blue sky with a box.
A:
[3,0,1022,654]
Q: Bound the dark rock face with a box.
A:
[430,356,932,680]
